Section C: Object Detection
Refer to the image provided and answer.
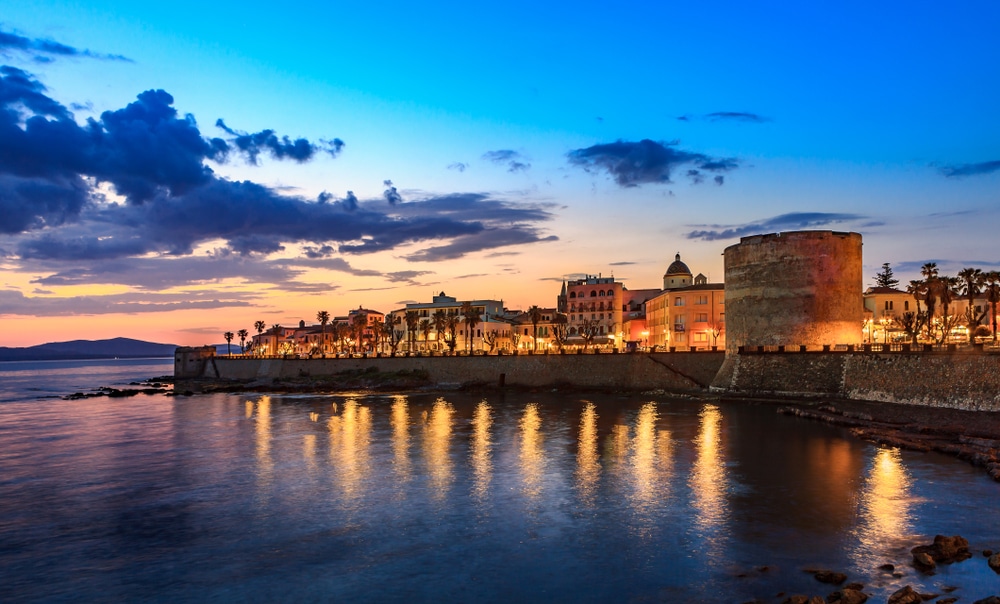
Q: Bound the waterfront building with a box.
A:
[621,287,660,349]
[565,274,624,348]
[510,307,562,351]
[645,254,726,350]
[389,292,510,352]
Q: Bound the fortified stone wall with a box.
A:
[178,351,726,392]
[712,351,1000,411]
[724,231,863,354]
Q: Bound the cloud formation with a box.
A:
[0,27,130,62]
[939,160,1000,178]
[685,212,867,241]
[567,139,737,187]
[482,149,530,173]
[447,162,468,172]
[0,67,555,270]
[677,112,770,123]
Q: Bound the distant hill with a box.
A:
[0,337,179,361]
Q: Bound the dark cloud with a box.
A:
[383,179,402,204]
[567,139,738,187]
[454,273,488,279]
[447,162,468,172]
[0,289,253,317]
[215,119,343,164]
[714,175,725,185]
[408,229,557,262]
[705,111,770,123]
[685,212,867,241]
[939,160,1000,178]
[609,261,636,266]
[0,27,131,62]
[0,67,341,233]
[482,149,531,173]
[1,66,558,300]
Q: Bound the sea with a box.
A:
[1,358,998,602]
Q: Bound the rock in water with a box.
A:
[912,552,936,570]
[989,552,1000,573]
[813,570,847,584]
[911,535,972,565]
[887,586,923,604]
[826,587,868,604]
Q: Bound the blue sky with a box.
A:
[1,1,998,346]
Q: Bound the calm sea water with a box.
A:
[1,359,999,602]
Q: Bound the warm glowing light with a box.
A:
[519,403,544,501]
[391,395,411,485]
[470,400,493,502]
[253,395,273,490]
[424,398,454,499]
[576,402,600,507]
[689,404,728,548]
[852,447,914,563]
[328,398,372,505]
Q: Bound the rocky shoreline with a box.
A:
[762,398,1000,482]
[745,535,1000,604]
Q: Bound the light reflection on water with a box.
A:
[2,386,1000,603]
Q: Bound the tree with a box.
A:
[551,313,569,351]
[383,315,403,353]
[958,267,986,343]
[906,280,929,342]
[270,324,282,356]
[893,311,921,346]
[237,329,249,354]
[404,311,419,352]
[432,309,447,351]
[873,263,899,289]
[579,318,599,349]
[445,312,460,353]
[527,305,543,352]
[254,320,266,355]
[419,319,432,351]
[335,322,351,354]
[483,330,499,353]
[460,301,482,353]
[351,313,368,353]
[920,264,940,341]
[370,317,384,353]
[316,310,330,354]
[936,276,959,343]
[986,271,1000,344]
[223,331,234,356]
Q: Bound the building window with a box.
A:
[904,301,910,311]
[885,301,893,310]
[696,313,708,323]
[570,292,576,298]
[694,333,708,342]
[599,313,604,320]
[591,313,596,320]
[590,291,597,297]
[674,297,684,306]
[696,296,708,305]
[599,290,605,296]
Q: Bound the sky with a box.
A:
[1,1,998,347]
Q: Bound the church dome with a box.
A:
[664,253,691,277]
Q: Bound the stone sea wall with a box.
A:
[711,351,1000,411]
[179,351,726,392]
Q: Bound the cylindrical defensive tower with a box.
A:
[723,230,863,353]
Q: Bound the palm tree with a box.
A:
[254,320,266,355]
[937,276,959,343]
[958,268,985,343]
[351,313,368,353]
[370,316,384,353]
[316,310,330,354]
[237,329,249,354]
[432,309,447,351]
[986,271,1000,344]
[527,305,543,352]
[223,331,234,356]
[445,312,460,353]
[460,301,482,353]
[404,311,419,352]
[419,319,432,351]
[270,324,282,356]
[906,279,929,343]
